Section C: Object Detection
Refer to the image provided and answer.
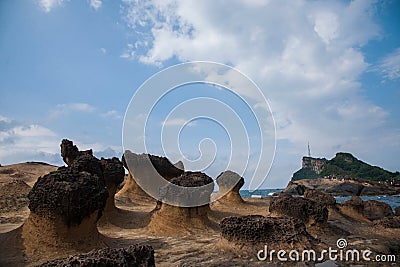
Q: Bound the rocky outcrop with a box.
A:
[362,200,393,221]
[100,157,125,212]
[219,215,320,256]
[304,189,336,208]
[395,206,400,216]
[283,178,399,196]
[339,197,394,221]
[269,194,328,227]
[37,244,155,267]
[61,139,93,166]
[373,216,400,228]
[215,171,244,204]
[23,167,108,256]
[149,171,214,233]
[118,151,184,204]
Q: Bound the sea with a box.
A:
[239,189,400,212]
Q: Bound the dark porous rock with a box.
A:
[269,194,328,226]
[362,200,393,221]
[395,206,400,216]
[304,189,336,208]
[61,139,93,166]
[219,215,319,255]
[215,170,244,204]
[100,157,125,186]
[28,167,108,225]
[173,160,184,170]
[373,216,400,228]
[70,154,104,180]
[37,244,155,267]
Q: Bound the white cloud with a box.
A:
[99,47,107,54]
[36,0,67,13]
[101,110,122,120]
[89,0,102,10]
[162,118,197,127]
[121,0,399,186]
[51,102,95,117]
[374,47,400,81]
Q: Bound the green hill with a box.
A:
[292,152,399,182]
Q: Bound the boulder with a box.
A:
[362,200,393,221]
[37,245,155,267]
[215,170,244,204]
[373,216,400,228]
[395,206,400,216]
[219,215,319,256]
[282,181,307,195]
[325,182,364,196]
[269,194,328,226]
[304,189,336,208]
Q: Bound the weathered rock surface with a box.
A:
[219,215,319,255]
[269,194,328,226]
[61,139,93,166]
[28,167,108,225]
[149,172,214,233]
[36,245,155,267]
[215,170,244,204]
[395,206,400,216]
[304,189,336,208]
[340,197,394,221]
[362,200,393,221]
[373,216,400,228]
[283,178,399,196]
[100,157,125,212]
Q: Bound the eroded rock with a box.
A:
[304,189,336,208]
[215,170,244,204]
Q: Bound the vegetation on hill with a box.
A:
[292,152,400,182]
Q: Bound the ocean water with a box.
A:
[240,189,400,212]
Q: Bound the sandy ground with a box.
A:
[0,163,399,266]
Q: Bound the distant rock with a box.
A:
[37,245,155,267]
[340,197,394,221]
[269,194,328,227]
[373,216,400,228]
[304,189,336,208]
[282,178,399,196]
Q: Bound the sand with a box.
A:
[0,162,399,266]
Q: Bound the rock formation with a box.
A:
[219,215,320,257]
[269,194,328,227]
[61,139,125,213]
[395,206,400,216]
[23,167,108,256]
[339,197,394,221]
[60,139,93,166]
[373,216,400,228]
[304,189,336,208]
[148,171,214,234]
[100,157,125,212]
[117,150,184,204]
[215,170,244,204]
[37,245,155,267]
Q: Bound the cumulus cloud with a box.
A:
[36,0,67,13]
[89,0,102,10]
[162,118,197,127]
[101,110,122,120]
[121,0,399,186]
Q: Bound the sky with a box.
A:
[0,0,399,189]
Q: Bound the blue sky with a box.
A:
[0,0,399,188]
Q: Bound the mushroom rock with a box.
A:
[117,151,184,204]
[304,189,336,208]
[22,167,108,256]
[37,245,155,267]
[70,153,104,180]
[219,215,320,257]
[269,194,328,227]
[100,157,125,212]
[215,170,245,204]
[148,171,214,234]
[60,139,93,166]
